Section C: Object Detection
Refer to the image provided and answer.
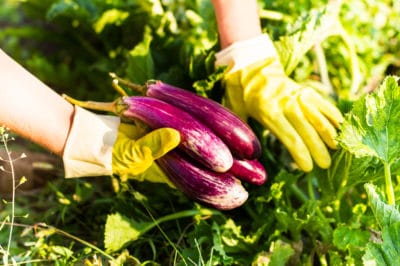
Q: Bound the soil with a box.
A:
[0,137,63,197]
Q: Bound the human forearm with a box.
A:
[0,49,74,156]
[211,0,262,49]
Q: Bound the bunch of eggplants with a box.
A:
[115,80,267,210]
[65,78,267,210]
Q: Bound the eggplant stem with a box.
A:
[109,72,146,94]
[111,79,129,96]
[62,94,117,114]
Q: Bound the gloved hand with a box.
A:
[216,34,343,172]
[62,106,180,185]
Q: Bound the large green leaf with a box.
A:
[363,222,400,266]
[365,184,400,228]
[125,27,155,84]
[274,1,343,75]
[104,213,148,253]
[338,76,400,164]
[362,184,400,265]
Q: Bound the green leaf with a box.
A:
[193,64,225,97]
[93,9,129,33]
[324,149,400,198]
[46,0,98,21]
[365,183,400,228]
[362,184,400,265]
[268,240,295,266]
[274,1,342,75]
[333,226,370,251]
[338,76,400,165]
[363,222,400,266]
[50,245,74,258]
[211,222,234,265]
[104,213,148,253]
[104,209,216,253]
[125,27,154,84]
[220,219,263,250]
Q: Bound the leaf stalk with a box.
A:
[384,162,395,205]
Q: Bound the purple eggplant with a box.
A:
[157,151,248,210]
[117,96,233,173]
[144,81,261,159]
[229,158,267,186]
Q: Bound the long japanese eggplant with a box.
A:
[229,158,267,186]
[109,75,262,160]
[118,96,233,172]
[145,81,261,159]
[157,151,248,210]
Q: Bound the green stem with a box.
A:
[142,208,217,264]
[314,42,333,94]
[62,94,118,114]
[39,224,116,262]
[140,208,218,235]
[2,133,15,258]
[336,151,353,201]
[258,9,290,21]
[109,72,146,94]
[384,162,395,205]
[290,183,309,203]
[307,173,316,201]
[339,26,363,97]
[111,79,129,97]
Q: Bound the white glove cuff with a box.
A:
[215,34,277,73]
[62,106,120,178]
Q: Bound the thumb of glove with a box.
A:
[112,125,181,182]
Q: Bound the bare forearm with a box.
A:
[211,0,262,48]
[0,49,74,156]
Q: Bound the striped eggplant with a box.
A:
[229,158,267,186]
[157,151,248,210]
[132,80,262,159]
[117,96,233,173]
[145,81,261,159]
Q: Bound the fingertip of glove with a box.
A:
[158,128,181,146]
[299,163,313,173]
[316,157,332,170]
[294,156,314,173]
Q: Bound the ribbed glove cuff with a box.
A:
[62,106,120,178]
[215,34,277,73]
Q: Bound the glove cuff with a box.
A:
[215,33,277,73]
[62,106,120,178]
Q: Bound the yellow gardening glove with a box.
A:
[63,106,180,186]
[216,34,343,172]
[112,122,180,185]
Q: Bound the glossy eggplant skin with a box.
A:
[157,151,248,210]
[118,96,233,173]
[229,158,267,186]
[145,81,261,159]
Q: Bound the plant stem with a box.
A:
[290,183,309,203]
[336,151,352,201]
[384,162,395,205]
[111,79,129,96]
[143,208,219,265]
[38,223,116,262]
[314,42,333,95]
[2,132,15,259]
[141,208,218,235]
[307,173,316,201]
[339,26,363,97]
[109,72,146,94]
[62,94,118,114]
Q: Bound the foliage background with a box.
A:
[1,0,400,265]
